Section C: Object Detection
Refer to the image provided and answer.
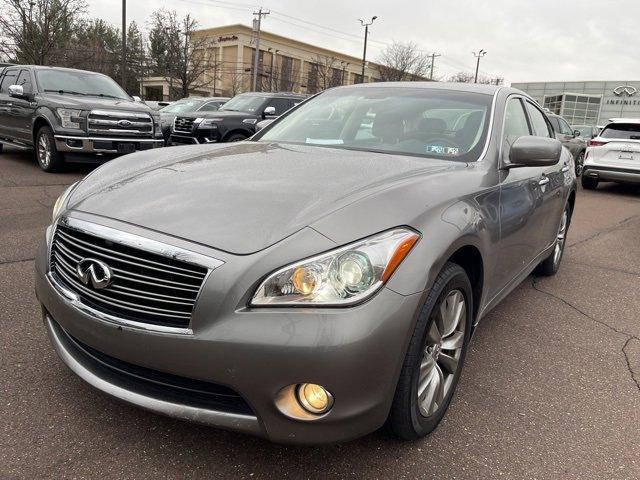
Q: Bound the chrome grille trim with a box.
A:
[173,117,195,133]
[87,110,154,137]
[48,217,224,334]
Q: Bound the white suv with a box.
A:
[582,119,640,189]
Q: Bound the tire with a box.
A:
[581,175,598,190]
[535,202,571,276]
[575,151,585,177]
[0,142,3,154]
[388,262,473,440]
[226,133,248,142]
[35,126,65,172]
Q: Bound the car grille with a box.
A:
[49,224,208,329]
[53,320,254,416]
[173,116,195,133]
[87,110,154,137]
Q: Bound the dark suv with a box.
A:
[0,65,163,172]
[170,92,306,145]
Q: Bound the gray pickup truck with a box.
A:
[0,65,163,172]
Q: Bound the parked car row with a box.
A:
[0,65,304,171]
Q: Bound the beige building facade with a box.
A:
[142,24,382,100]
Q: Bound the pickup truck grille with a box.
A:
[87,110,154,137]
[50,224,209,329]
[174,117,195,133]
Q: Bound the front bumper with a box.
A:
[55,135,164,154]
[170,128,221,145]
[35,225,422,444]
[583,165,640,184]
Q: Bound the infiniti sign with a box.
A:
[613,85,638,96]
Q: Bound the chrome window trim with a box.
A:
[48,216,224,335]
[476,86,502,162]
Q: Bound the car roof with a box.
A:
[606,118,640,124]
[14,65,111,77]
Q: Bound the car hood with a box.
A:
[43,94,154,112]
[180,110,256,120]
[68,142,461,255]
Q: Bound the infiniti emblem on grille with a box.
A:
[76,258,114,289]
[118,119,133,127]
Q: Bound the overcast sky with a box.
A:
[87,0,640,84]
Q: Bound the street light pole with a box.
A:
[429,53,441,81]
[359,16,377,83]
[473,49,487,83]
[121,0,126,89]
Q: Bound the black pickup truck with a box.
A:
[170,91,306,145]
[0,65,163,172]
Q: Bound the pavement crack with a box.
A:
[565,260,640,279]
[567,213,640,248]
[0,257,35,266]
[531,276,640,393]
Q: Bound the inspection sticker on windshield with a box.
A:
[426,145,459,155]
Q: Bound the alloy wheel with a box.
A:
[38,134,51,168]
[576,152,585,176]
[553,210,568,267]
[418,289,466,417]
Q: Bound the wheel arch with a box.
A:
[32,115,53,141]
[222,128,253,141]
[446,245,484,325]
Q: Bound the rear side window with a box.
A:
[600,123,640,140]
[0,69,18,93]
[526,102,553,138]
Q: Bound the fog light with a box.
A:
[296,383,333,414]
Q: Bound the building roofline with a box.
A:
[194,23,378,67]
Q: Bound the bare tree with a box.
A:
[0,0,87,64]
[148,9,215,99]
[229,70,246,96]
[376,42,431,82]
[310,54,341,92]
[448,71,504,85]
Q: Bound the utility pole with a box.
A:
[429,53,441,81]
[473,49,487,83]
[251,8,270,92]
[121,0,126,89]
[359,16,377,83]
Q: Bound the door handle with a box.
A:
[538,176,550,186]
[561,164,570,173]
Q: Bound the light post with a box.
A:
[358,16,377,83]
[473,49,487,83]
[341,61,349,85]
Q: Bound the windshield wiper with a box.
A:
[85,93,127,100]
[44,89,86,96]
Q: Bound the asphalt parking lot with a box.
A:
[1,146,639,480]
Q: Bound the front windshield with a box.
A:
[35,69,129,100]
[160,99,204,114]
[219,94,265,113]
[257,87,493,162]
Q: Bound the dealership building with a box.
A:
[511,81,640,126]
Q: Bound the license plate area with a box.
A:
[117,142,136,154]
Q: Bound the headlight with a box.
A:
[56,108,82,129]
[251,228,419,306]
[52,182,79,221]
[197,118,223,128]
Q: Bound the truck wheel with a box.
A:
[581,175,598,190]
[226,133,247,142]
[35,126,65,172]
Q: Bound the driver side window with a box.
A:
[503,98,531,156]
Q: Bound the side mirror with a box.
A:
[132,95,142,103]
[8,84,24,98]
[573,129,581,138]
[263,106,276,118]
[506,136,562,168]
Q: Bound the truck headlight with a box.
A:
[251,228,419,306]
[56,109,82,129]
[197,118,223,128]
[52,182,79,221]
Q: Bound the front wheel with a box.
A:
[226,133,248,142]
[35,126,65,172]
[387,262,473,440]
